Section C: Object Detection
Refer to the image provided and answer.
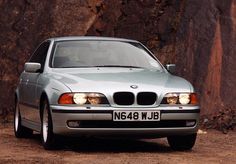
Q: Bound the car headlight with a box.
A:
[73,93,87,105]
[58,92,109,105]
[161,93,198,105]
[179,93,190,105]
[166,93,178,104]
[87,93,102,105]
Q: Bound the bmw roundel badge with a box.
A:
[130,85,138,89]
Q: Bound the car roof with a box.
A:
[48,36,139,43]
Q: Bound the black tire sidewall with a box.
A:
[168,133,197,151]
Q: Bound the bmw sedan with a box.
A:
[14,36,200,150]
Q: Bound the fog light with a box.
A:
[186,120,196,127]
[67,121,80,128]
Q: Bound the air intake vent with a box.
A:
[79,120,190,128]
[137,92,157,105]
[113,92,134,105]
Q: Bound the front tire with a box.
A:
[167,133,197,151]
[41,99,57,150]
[14,101,33,138]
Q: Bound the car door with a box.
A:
[18,71,28,104]
[21,41,50,126]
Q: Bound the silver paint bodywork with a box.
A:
[16,36,200,137]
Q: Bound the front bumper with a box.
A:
[50,105,200,137]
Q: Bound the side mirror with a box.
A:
[166,64,176,74]
[24,62,41,73]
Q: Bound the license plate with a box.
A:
[113,111,160,121]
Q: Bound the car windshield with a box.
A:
[51,40,163,70]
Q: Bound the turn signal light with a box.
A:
[190,93,198,104]
[58,93,73,104]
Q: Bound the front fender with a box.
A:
[37,74,72,106]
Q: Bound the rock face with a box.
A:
[0,0,103,117]
[0,0,236,120]
[175,0,236,116]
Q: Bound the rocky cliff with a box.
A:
[1,0,236,127]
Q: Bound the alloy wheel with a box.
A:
[42,105,49,143]
[14,103,19,132]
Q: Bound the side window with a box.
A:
[29,41,50,71]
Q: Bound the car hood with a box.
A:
[49,68,192,94]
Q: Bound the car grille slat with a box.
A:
[137,92,157,105]
[113,92,157,106]
[113,92,134,105]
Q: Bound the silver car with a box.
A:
[14,36,200,150]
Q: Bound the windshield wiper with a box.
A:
[93,65,144,68]
[59,66,93,68]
